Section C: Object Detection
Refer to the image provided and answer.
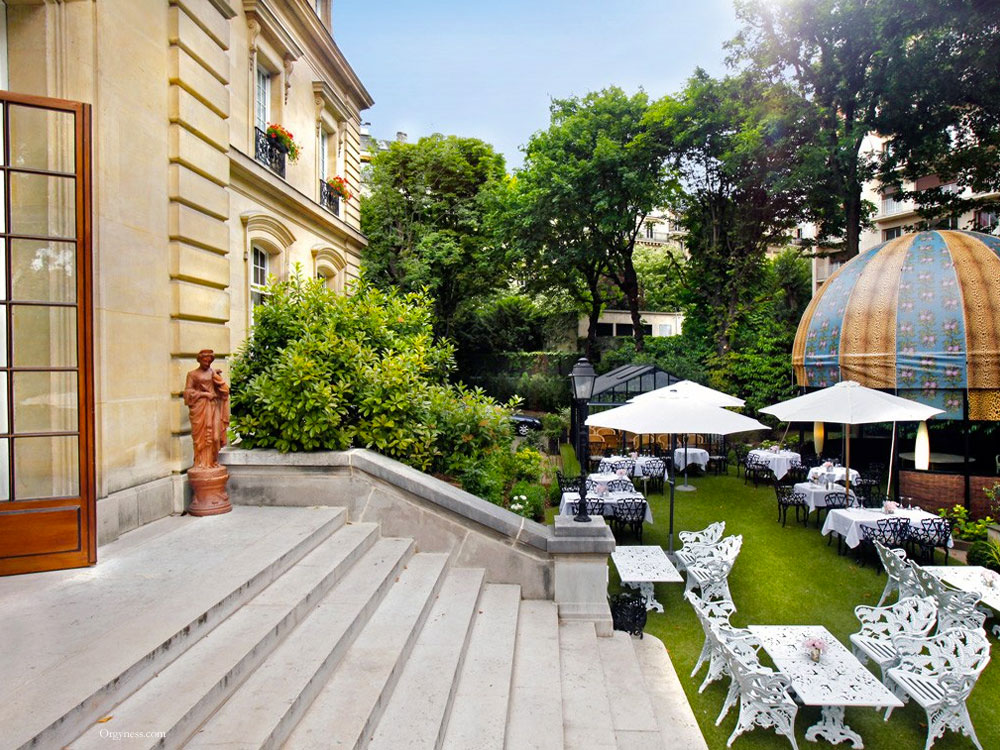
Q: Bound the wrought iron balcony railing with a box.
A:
[254,127,286,178]
[319,179,341,216]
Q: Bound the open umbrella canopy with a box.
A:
[586,390,767,435]
[760,380,944,425]
[629,380,745,408]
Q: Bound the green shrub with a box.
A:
[509,480,546,522]
[230,273,519,498]
[938,505,996,543]
[966,541,1000,572]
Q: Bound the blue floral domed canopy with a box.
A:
[792,231,1000,420]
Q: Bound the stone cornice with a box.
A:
[242,0,304,61]
[229,146,367,250]
[312,80,351,123]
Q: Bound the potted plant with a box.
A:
[325,175,352,201]
[265,123,300,162]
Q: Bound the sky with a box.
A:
[334,0,741,168]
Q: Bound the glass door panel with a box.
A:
[11,239,76,302]
[0,92,93,576]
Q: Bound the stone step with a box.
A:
[560,621,617,750]
[633,635,709,750]
[598,632,661,748]
[184,537,415,750]
[504,600,564,750]
[440,584,522,750]
[284,553,452,749]
[3,506,346,750]
[368,568,486,750]
[67,522,380,750]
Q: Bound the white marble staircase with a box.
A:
[0,506,705,750]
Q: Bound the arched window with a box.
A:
[241,212,296,325]
[312,245,347,292]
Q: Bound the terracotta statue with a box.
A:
[183,349,232,515]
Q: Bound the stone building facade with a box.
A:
[0,0,372,574]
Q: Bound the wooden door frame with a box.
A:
[0,90,95,575]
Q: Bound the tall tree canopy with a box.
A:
[498,87,676,354]
[654,70,811,360]
[361,134,507,337]
[731,0,1000,257]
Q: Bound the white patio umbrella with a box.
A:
[760,380,944,499]
[630,380,745,408]
[586,390,768,551]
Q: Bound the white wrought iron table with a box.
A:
[748,625,902,749]
[924,565,1000,612]
[611,545,682,613]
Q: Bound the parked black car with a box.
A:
[511,414,543,436]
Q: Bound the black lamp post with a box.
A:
[569,357,597,522]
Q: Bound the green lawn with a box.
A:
[552,447,998,750]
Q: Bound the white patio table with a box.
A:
[748,448,801,479]
[749,625,902,749]
[821,507,941,549]
[598,455,662,478]
[611,545,682,612]
[673,447,710,470]
[558,491,653,523]
[924,566,1000,612]
[587,472,636,491]
[807,466,861,485]
[793,482,856,514]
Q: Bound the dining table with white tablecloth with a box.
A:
[807,465,861,485]
[673,447,710,470]
[820,506,943,549]
[559,491,654,523]
[597,455,664,478]
[793,482,857,514]
[748,448,801,479]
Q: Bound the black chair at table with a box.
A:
[909,517,954,565]
[858,517,911,570]
[733,444,749,478]
[557,471,582,494]
[708,452,729,476]
[612,498,647,543]
[572,497,606,518]
[775,483,808,527]
[784,460,808,485]
[819,491,852,549]
[640,457,666,494]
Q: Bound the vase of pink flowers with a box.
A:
[803,637,827,663]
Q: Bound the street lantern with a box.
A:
[569,357,597,522]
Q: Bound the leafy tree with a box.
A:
[500,88,676,353]
[730,0,1000,257]
[229,273,536,505]
[361,134,507,337]
[654,70,810,359]
[632,244,687,313]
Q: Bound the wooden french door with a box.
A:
[0,91,94,576]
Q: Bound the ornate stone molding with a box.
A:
[242,0,303,62]
[240,210,296,256]
[312,80,351,123]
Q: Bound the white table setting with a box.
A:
[749,625,902,748]
[558,490,653,523]
[821,505,943,549]
[807,464,861,485]
[598,454,664,478]
[611,545,683,612]
[793,482,857,514]
[673,447,710,470]
[748,448,801,479]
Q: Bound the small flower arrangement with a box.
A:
[597,482,608,496]
[616,469,627,477]
[326,175,352,201]
[629,451,638,459]
[265,123,300,162]
[822,461,833,470]
[510,494,527,512]
[883,501,899,514]
[802,637,827,662]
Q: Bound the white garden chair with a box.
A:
[885,628,990,750]
[910,561,986,635]
[849,596,937,682]
[715,626,770,727]
[725,658,799,750]
[874,541,919,606]
[676,528,736,572]
[685,535,743,602]
[678,521,726,551]
[685,591,738,691]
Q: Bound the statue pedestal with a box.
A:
[188,466,232,516]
